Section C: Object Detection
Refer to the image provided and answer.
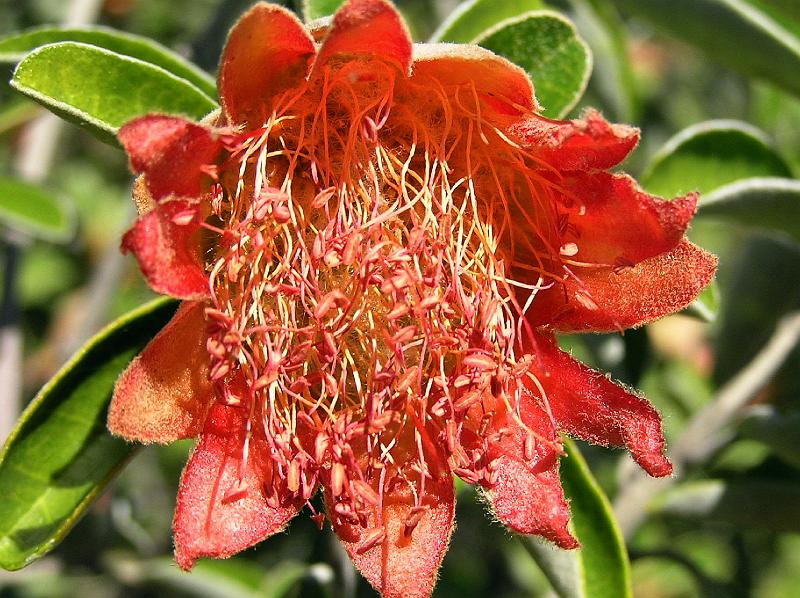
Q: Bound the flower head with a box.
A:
[108,1,716,596]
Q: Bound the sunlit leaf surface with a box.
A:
[0,299,178,571]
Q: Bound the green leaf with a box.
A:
[0,101,41,137]
[10,42,218,145]
[431,0,546,43]
[569,0,639,121]
[0,26,216,99]
[748,0,800,39]
[655,480,800,532]
[0,298,178,571]
[642,120,792,198]
[698,177,800,244]
[303,0,346,21]
[475,12,592,118]
[739,406,800,469]
[107,552,333,598]
[0,176,75,242]
[522,439,632,598]
[683,279,720,323]
[610,0,800,99]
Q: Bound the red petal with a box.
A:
[512,109,639,170]
[121,200,209,300]
[219,3,315,126]
[473,387,576,548]
[530,333,672,477]
[109,301,213,443]
[552,172,697,266]
[488,457,577,548]
[118,115,221,201]
[315,0,413,76]
[531,238,718,332]
[174,403,302,570]
[412,43,536,115]
[328,432,454,598]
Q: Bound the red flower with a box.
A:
[108,1,716,596]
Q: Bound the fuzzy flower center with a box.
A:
[201,62,562,529]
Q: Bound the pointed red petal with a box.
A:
[328,436,454,598]
[488,457,577,548]
[315,0,413,76]
[174,403,302,570]
[512,109,639,170]
[412,43,536,115]
[109,301,213,443]
[118,115,221,201]
[219,3,315,126]
[552,172,697,266]
[531,238,717,332]
[121,200,209,300]
[530,333,672,477]
[473,388,576,548]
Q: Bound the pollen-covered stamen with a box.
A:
[200,70,574,531]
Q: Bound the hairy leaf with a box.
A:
[11,42,217,145]
[431,0,546,43]
[643,120,792,198]
[0,299,178,570]
[0,26,216,99]
[475,12,592,118]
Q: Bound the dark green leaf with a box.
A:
[431,0,546,43]
[522,439,632,598]
[10,42,218,145]
[655,480,800,532]
[0,298,178,571]
[303,0,346,21]
[739,406,800,469]
[475,12,592,118]
[0,26,216,99]
[698,177,800,244]
[611,0,800,99]
[0,176,75,242]
[642,120,792,198]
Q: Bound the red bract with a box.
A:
[108,1,716,596]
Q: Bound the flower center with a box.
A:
[201,66,559,526]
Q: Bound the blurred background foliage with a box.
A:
[1,0,800,597]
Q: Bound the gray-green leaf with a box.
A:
[0,176,75,243]
[0,26,216,99]
[642,120,792,198]
[10,42,218,145]
[475,12,592,118]
[431,0,547,43]
[698,177,800,244]
[0,298,178,571]
[522,439,632,598]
